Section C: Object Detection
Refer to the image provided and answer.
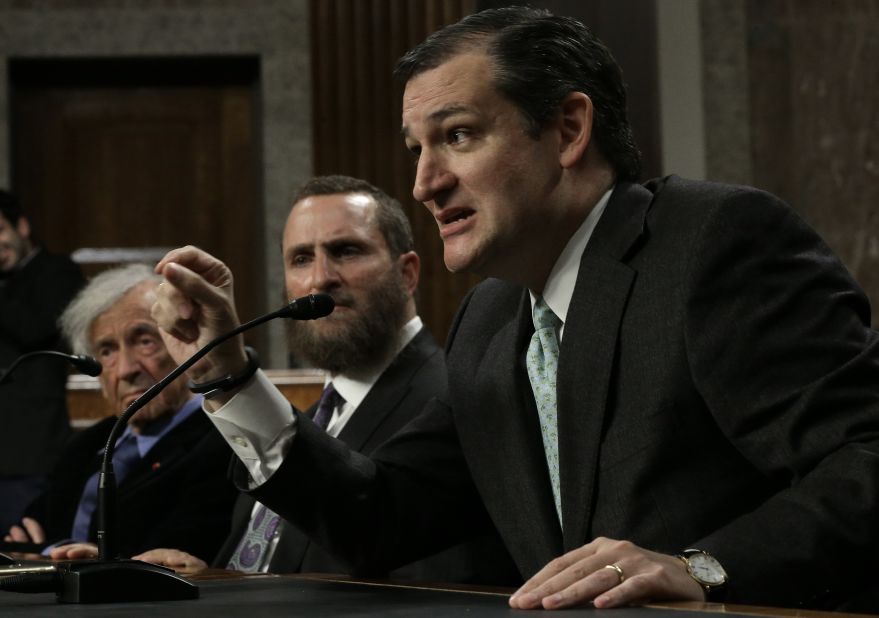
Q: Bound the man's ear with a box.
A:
[398,251,420,296]
[15,216,31,240]
[557,92,593,169]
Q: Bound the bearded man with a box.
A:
[138,176,517,583]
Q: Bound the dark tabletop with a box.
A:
[0,572,816,618]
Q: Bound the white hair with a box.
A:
[59,263,161,356]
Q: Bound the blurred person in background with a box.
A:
[0,189,84,533]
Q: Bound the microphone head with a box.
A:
[283,293,335,320]
[308,293,335,318]
[0,351,103,385]
[73,355,103,377]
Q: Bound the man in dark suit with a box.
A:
[138,176,516,583]
[150,7,879,612]
[0,190,85,532]
[4,264,236,561]
[207,328,447,576]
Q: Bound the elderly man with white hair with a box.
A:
[4,264,236,562]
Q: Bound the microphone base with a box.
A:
[56,559,199,603]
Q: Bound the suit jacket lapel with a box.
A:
[557,182,652,551]
[288,329,437,570]
[336,328,433,452]
[459,292,563,572]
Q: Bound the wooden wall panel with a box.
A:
[747,0,879,324]
[310,0,479,346]
[11,59,265,350]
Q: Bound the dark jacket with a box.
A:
[0,250,84,475]
[217,328,518,584]
[33,410,237,561]
[248,177,879,609]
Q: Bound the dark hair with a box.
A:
[0,189,22,225]
[290,175,414,257]
[394,6,642,181]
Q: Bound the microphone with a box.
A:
[278,292,336,320]
[68,355,103,377]
[52,293,334,604]
[0,351,102,385]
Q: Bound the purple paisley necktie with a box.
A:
[226,384,343,572]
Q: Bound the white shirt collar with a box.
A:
[529,187,614,335]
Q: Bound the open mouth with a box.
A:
[438,207,475,228]
[446,209,474,223]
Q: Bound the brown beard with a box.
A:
[286,267,409,374]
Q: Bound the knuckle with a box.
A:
[569,563,590,581]
[648,562,665,578]
[628,575,650,593]
[546,556,568,573]
[610,538,635,554]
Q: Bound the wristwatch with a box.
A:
[676,549,728,601]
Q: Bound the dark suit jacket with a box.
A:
[219,328,517,584]
[0,249,84,475]
[31,410,237,561]
[249,177,879,609]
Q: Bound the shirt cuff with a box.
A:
[203,370,297,487]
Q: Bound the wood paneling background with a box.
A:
[746,0,879,324]
[309,0,479,346]
[11,58,266,350]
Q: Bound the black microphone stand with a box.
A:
[0,350,102,385]
[52,293,333,603]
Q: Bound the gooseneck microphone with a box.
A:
[47,293,333,604]
[0,351,102,385]
[277,293,335,321]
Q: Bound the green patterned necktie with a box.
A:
[526,296,563,525]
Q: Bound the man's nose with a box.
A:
[309,253,341,293]
[412,149,455,204]
[116,346,142,382]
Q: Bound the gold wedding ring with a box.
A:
[603,563,625,584]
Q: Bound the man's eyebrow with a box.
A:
[284,242,314,258]
[130,322,159,336]
[94,336,115,349]
[324,237,369,251]
[285,237,369,259]
[121,321,160,341]
[401,104,476,136]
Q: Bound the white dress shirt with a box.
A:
[530,187,612,341]
[206,317,424,486]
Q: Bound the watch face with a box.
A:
[687,553,728,586]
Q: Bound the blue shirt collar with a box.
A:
[118,396,203,458]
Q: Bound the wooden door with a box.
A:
[10,58,265,351]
